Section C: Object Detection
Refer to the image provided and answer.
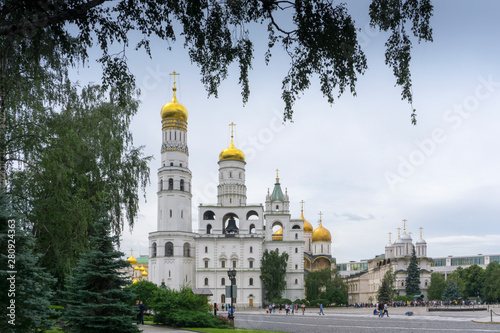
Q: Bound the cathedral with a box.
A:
[147,79,334,307]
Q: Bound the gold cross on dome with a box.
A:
[419,227,423,238]
[402,219,407,232]
[318,211,323,224]
[229,122,236,139]
[169,71,180,85]
[388,232,392,242]
[300,200,305,211]
[397,227,401,237]
[275,169,279,178]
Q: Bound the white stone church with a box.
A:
[147,80,334,308]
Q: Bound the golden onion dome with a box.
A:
[312,220,331,242]
[272,227,283,241]
[301,210,313,233]
[161,85,188,121]
[139,265,146,271]
[127,252,138,265]
[134,265,141,271]
[132,278,139,284]
[141,270,148,277]
[219,124,245,161]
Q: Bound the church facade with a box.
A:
[148,81,334,307]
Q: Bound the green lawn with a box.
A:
[186,328,284,333]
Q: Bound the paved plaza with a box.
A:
[139,307,500,333]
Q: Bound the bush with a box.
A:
[309,299,330,307]
[151,287,226,328]
[394,295,413,302]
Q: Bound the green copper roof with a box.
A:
[271,178,284,201]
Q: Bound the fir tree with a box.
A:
[63,211,139,333]
[377,269,396,303]
[442,281,461,301]
[0,191,55,333]
[405,246,421,296]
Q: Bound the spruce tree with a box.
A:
[442,281,461,301]
[377,269,395,303]
[0,191,55,333]
[405,246,421,296]
[63,211,139,333]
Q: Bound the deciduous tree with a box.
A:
[427,272,446,301]
[260,249,289,302]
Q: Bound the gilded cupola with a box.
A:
[161,71,188,121]
[312,213,331,242]
[219,122,245,161]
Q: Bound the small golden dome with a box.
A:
[161,85,188,121]
[141,270,148,277]
[139,265,146,271]
[272,227,283,241]
[134,265,141,271]
[132,278,139,284]
[219,123,245,161]
[127,252,138,265]
[312,221,331,242]
[301,210,313,233]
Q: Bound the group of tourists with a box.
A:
[266,303,307,315]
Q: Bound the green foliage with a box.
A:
[446,267,466,297]
[0,0,433,123]
[405,246,421,295]
[369,0,434,124]
[305,267,347,305]
[9,84,151,287]
[150,287,223,328]
[394,295,413,302]
[260,249,289,302]
[482,262,500,303]
[442,281,461,301]
[377,269,395,303]
[63,212,140,333]
[125,280,159,307]
[309,299,330,307]
[0,192,55,333]
[462,264,484,299]
[427,273,446,300]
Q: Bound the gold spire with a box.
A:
[219,122,245,161]
[276,168,279,179]
[397,227,401,238]
[318,211,323,226]
[402,219,407,232]
[161,71,188,121]
[419,227,423,238]
[389,232,392,242]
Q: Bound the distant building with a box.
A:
[145,79,334,308]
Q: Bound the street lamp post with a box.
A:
[227,269,237,320]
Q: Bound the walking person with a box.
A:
[138,301,146,324]
[135,300,140,324]
[318,303,324,315]
[378,302,384,317]
[301,303,306,315]
[383,303,389,317]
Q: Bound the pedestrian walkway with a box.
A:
[138,324,197,333]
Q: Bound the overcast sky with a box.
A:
[73,1,500,263]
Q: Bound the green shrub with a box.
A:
[309,299,330,307]
[151,287,226,328]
